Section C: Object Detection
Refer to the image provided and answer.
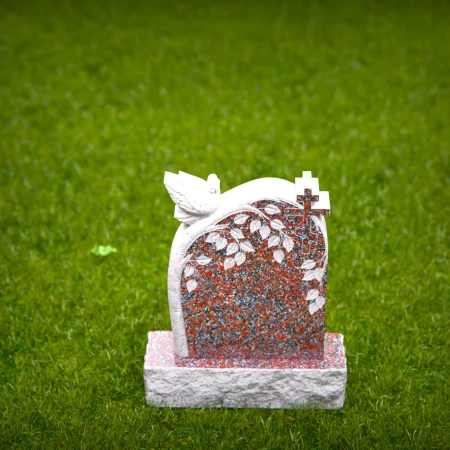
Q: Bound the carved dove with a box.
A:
[164,171,221,225]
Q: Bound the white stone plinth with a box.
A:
[144,331,347,409]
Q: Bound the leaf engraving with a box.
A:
[184,265,194,277]
[230,228,245,240]
[302,270,316,281]
[268,235,281,248]
[235,252,246,266]
[224,257,235,270]
[226,242,239,255]
[309,302,320,315]
[216,237,227,250]
[273,249,285,264]
[264,204,281,215]
[206,232,220,243]
[250,219,262,233]
[314,268,325,281]
[239,240,255,253]
[301,259,316,270]
[196,255,212,265]
[234,214,249,225]
[270,219,285,230]
[315,296,325,308]
[305,289,319,301]
[259,224,271,239]
[186,279,198,293]
[283,236,294,252]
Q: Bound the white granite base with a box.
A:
[144,331,347,409]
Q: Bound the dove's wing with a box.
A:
[164,172,197,214]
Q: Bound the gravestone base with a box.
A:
[144,331,347,409]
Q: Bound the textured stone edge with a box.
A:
[144,336,347,409]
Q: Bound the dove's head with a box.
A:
[207,174,220,195]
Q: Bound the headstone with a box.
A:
[144,172,347,408]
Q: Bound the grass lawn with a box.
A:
[1,0,449,448]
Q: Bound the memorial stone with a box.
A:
[144,171,347,408]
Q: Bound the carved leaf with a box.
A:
[184,265,194,277]
[224,257,235,270]
[315,296,325,308]
[306,289,319,301]
[196,255,212,265]
[314,268,325,281]
[301,259,316,270]
[259,224,271,239]
[230,228,245,240]
[250,219,262,233]
[206,232,220,243]
[283,236,294,252]
[234,214,249,225]
[216,237,227,250]
[268,235,281,248]
[302,270,316,281]
[186,279,198,293]
[264,204,281,215]
[226,242,239,255]
[309,302,320,315]
[273,249,285,264]
[235,252,246,266]
[270,219,285,230]
[239,240,255,253]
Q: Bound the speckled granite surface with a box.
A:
[180,200,328,360]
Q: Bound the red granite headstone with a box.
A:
[179,199,329,361]
[144,171,346,409]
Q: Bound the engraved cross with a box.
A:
[285,189,321,218]
[285,188,325,254]
[297,188,319,215]
[285,189,330,218]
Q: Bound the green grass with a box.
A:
[1,0,449,448]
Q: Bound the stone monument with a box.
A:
[144,171,347,408]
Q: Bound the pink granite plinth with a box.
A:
[143,331,347,409]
